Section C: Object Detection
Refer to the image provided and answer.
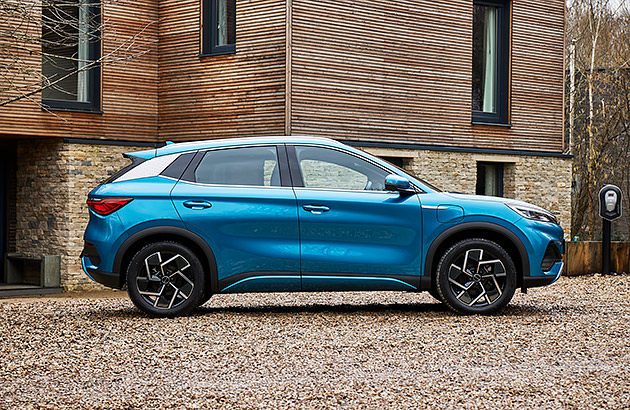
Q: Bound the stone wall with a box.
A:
[16,140,147,291]
[362,147,572,237]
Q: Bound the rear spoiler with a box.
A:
[123,149,157,160]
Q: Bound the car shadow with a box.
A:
[86,300,564,320]
[195,301,450,315]
[86,301,450,319]
[84,294,570,319]
[193,302,563,317]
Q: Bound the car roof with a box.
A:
[127,136,347,159]
[124,135,440,193]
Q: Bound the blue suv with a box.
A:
[82,137,564,316]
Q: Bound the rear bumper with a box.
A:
[81,257,122,289]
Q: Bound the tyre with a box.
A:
[127,241,206,317]
[428,288,443,303]
[199,290,214,306]
[436,238,516,314]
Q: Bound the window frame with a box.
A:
[41,0,102,112]
[471,0,510,126]
[286,144,420,193]
[476,162,504,197]
[181,145,291,188]
[200,0,236,57]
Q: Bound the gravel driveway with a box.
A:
[1,275,629,409]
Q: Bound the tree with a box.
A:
[0,0,156,109]
[567,0,630,240]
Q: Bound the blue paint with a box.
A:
[81,257,95,282]
[221,275,301,292]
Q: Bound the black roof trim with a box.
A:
[63,137,166,148]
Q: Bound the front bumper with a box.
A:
[522,261,563,289]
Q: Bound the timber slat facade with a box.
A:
[0,0,158,142]
[0,0,565,153]
[157,0,287,141]
[290,0,565,151]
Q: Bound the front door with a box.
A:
[0,143,8,282]
[288,145,423,291]
[171,145,300,293]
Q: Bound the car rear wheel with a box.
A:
[436,238,516,314]
[428,289,443,303]
[127,241,205,317]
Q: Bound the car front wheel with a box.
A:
[436,238,516,314]
[127,241,205,317]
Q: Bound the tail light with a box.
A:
[87,198,133,216]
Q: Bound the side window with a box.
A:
[201,0,236,56]
[476,162,504,196]
[41,0,101,111]
[472,0,510,124]
[295,146,390,191]
[195,146,280,186]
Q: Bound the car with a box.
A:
[81,136,565,317]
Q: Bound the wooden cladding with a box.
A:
[0,0,565,153]
[290,0,565,152]
[566,242,630,276]
[158,0,286,141]
[0,0,159,142]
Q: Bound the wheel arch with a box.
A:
[113,226,218,293]
[425,222,529,289]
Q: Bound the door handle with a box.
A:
[302,204,330,214]
[183,200,212,210]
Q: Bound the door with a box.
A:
[288,145,423,291]
[0,144,6,282]
[171,145,301,293]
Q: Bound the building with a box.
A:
[0,0,570,292]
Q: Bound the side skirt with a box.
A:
[218,272,427,293]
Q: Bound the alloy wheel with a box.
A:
[446,248,507,308]
[136,251,195,310]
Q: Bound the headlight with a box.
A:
[505,203,559,225]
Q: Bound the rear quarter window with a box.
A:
[102,156,146,184]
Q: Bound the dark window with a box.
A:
[295,146,390,191]
[161,153,195,180]
[472,0,509,125]
[476,162,504,196]
[195,146,280,186]
[379,156,405,168]
[201,0,236,56]
[41,0,101,111]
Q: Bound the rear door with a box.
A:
[171,145,301,293]
[288,145,423,291]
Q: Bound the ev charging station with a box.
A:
[598,185,623,274]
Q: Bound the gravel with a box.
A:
[1,274,629,409]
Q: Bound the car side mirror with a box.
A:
[385,174,413,193]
